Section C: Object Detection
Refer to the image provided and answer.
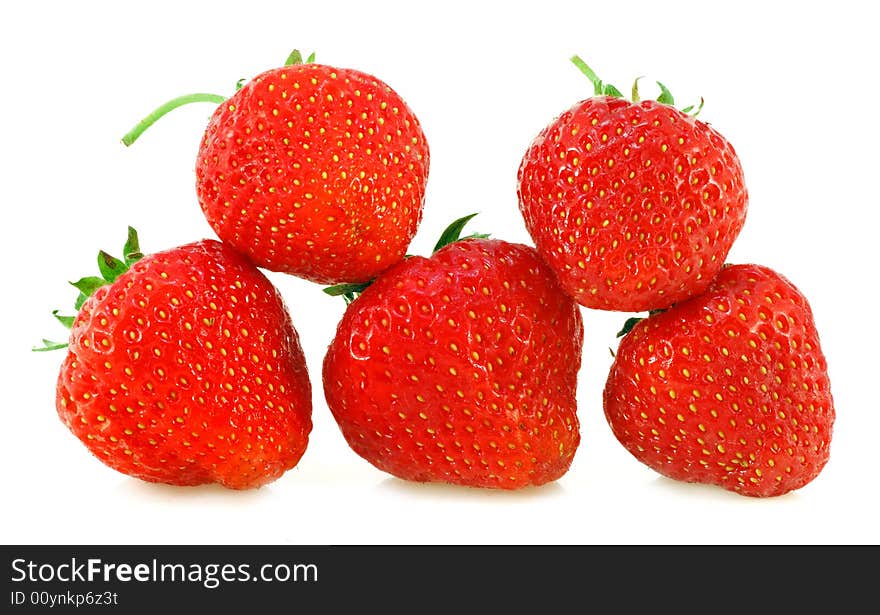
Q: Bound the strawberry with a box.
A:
[603,264,834,497]
[322,216,584,489]
[39,229,312,489]
[517,56,748,312]
[122,50,430,284]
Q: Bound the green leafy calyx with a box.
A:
[323,282,373,306]
[571,55,703,116]
[432,213,490,253]
[284,49,317,66]
[33,227,144,352]
[322,213,490,306]
[615,308,667,339]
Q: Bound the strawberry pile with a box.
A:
[37,50,833,498]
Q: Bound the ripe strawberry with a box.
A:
[517,57,748,312]
[322,217,584,489]
[603,264,834,497]
[122,50,429,284]
[42,229,312,489]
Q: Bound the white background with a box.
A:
[2,1,877,545]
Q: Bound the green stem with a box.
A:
[570,55,603,95]
[570,55,622,98]
[121,93,227,146]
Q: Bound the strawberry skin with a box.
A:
[56,240,312,489]
[322,239,584,489]
[518,96,748,311]
[196,62,430,284]
[603,264,834,497]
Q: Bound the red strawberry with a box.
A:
[42,229,312,489]
[603,264,834,497]
[322,217,584,489]
[123,50,429,284]
[517,57,748,312]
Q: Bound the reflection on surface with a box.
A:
[376,476,566,501]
